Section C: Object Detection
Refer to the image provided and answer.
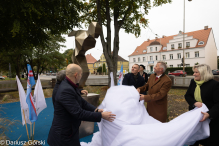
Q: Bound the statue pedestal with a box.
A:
[79,93,100,138]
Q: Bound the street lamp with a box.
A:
[183,0,192,73]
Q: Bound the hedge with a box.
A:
[165,67,193,75]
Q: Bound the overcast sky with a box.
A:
[60,0,219,61]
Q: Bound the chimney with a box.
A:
[147,39,150,42]
[179,31,182,34]
[155,37,158,40]
[204,26,208,30]
[162,35,165,38]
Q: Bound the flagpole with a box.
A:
[30,122,32,140]
[22,109,30,140]
[33,122,35,141]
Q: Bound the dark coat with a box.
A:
[139,73,172,123]
[140,71,148,83]
[185,79,219,145]
[47,79,101,146]
[52,81,61,106]
[122,73,145,89]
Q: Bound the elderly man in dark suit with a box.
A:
[122,64,145,89]
[137,62,172,123]
[47,64,116,146]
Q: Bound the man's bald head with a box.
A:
[66,64,82,78]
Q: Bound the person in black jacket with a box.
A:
[47,64,116,146]
[52,70,88,106]
[139,64,148,83]
[185,64,219,146]
[122,64,145,89]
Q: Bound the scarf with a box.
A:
[194,80,205,103]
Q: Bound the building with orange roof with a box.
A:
[94,53,129,74]
[86,53,97,74]
[129,26,217,72]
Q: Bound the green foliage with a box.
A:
[0,0,84,51]
[217,58,219,69]
[165,67,193,75]
[63,49,74,65]
[195,62,199,65]
[97,66,102,73]
[103,63,106,72]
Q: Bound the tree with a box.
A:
[0,0,84,78]
[103,63,106,73]
[81,0,172,85]
[63,49,74,65]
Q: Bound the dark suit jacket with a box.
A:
[185,79,219,145]
[141,72,148,83]
[139,73,172,122]
[122,73,145,89]
[47,79,101,146]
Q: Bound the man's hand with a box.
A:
[194,102,202,108]
[98,109,104,113]
[139,94,145,101]
[81,90,88,95]
[101,111,116,122]
[137,88,140,93]
[200,112,210,122]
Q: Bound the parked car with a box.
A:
[147,71,155,77]
[168,70,187,77]
[0,76,5,80]
[212,69,219,75]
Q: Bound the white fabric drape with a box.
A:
[81,85,210,146]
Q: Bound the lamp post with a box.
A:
[183,0,192,73]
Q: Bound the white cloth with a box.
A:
[81,85,210,146]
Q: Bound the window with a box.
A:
[99,63,101,66]
[185,64,190,67]
[143,57,146,62]
[155,47,157,51]
[178,43,182,49]
[170,54,173,59]
[143,50,146,53]
[150,56,153,61]
[156,56,158,60]
[177,53,181,59]
[150,47,153,52]
[186,42,190,47]
[171,44,174,49]
[138,57,140,62]
[170,65,173,68]
[186,52,190,58]
[162,55,166,60]
[195,51,199,57]
[133,58,136,62]
[177,64,181,67]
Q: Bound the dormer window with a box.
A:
[178,43,182,49]
[186,42,190,48]
[143,50,146,53]
[171,44,174,49]
[150,47,153,52]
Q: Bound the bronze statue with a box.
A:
[68,22,101,88]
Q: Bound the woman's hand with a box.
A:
[98,109,104,113]
[194,102,202,108]
[200,112,210,122]
[139,94,145,101]
[101,112,116,122]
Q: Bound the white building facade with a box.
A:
[129,26,217,72]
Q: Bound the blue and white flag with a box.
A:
[26,64,37,123]
[117,65,123,85]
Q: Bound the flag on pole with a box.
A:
[34,75,47,116]
[16,76,31,125]
[117,65,123,85]
[26,64,37,123]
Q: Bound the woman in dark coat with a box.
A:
[185,64,219,146]
[139,64,148,83]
